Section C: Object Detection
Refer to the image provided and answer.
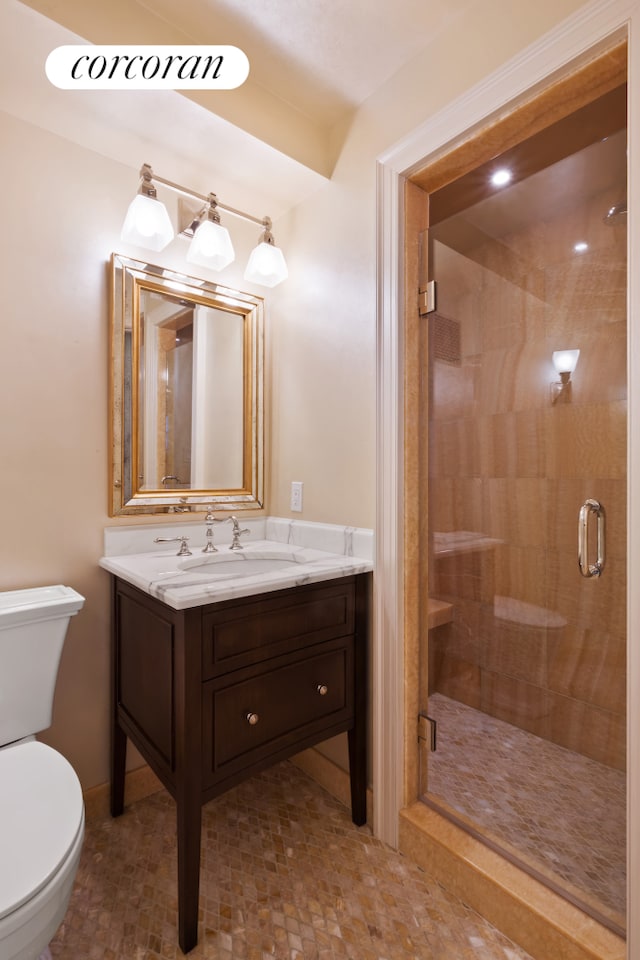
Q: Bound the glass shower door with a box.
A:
[420,126,627,934]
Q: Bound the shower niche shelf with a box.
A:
[427,598,453,629]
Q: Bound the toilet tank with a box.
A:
[0,585,84,745]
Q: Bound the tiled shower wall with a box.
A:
[427,181,627,770]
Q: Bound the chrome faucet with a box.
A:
[203,507,224,553]
[228,516,250,550]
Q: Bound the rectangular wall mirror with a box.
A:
[110,254,264,516]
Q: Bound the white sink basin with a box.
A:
[180,551,300,577]
[97,547,303,584]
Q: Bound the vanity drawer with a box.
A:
[202,639,353,782]
[202,579,355,678]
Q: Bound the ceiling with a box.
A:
[3,0,473,216]
[432,129,627,255]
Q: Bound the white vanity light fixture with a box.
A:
[120,164,288,287]
[186,195,235,271]
[120,165,175,251]
[551,348,580,403]
[244,218,288,288]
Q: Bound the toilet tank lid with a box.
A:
[0,585,84,628]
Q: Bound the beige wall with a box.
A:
[0,112,269,788]
[1,0,588,790]
[1,114,114,787]
[267,0,588,526]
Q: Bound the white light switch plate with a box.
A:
[290,481,303,512]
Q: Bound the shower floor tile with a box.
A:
[50,760,533,959]
[425,693,626,929]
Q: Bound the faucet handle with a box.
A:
[228,515,248,531]
[154,536,191,556]
[228,516,250,550]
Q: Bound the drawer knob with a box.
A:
[245,712,259,726]
[316,684,329,696]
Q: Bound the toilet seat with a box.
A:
[0,741,84,922]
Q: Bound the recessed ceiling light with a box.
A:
[574,241,589,253]
[490,168,512,187]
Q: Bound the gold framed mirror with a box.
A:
[110,254,264,516]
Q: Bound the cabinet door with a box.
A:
[202,639,354,786]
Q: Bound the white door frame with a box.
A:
[374,0,640,954]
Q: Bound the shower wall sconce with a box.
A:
[120,163,288,288]
[551,349,580,404]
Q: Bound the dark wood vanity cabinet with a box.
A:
[109,573,370,954]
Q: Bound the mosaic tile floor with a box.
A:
[50,761,533,960]
[425,694,626,929]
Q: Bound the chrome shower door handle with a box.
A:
[578,499,606,578]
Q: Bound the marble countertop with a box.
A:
[100,537,373,610]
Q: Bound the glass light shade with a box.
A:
[187,219,235,271]
[552,349,580,375]
[120,194,174,251]
[244,241,288,288]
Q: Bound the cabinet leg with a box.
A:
[348,725,367,826]
[176,797,202,953]
[110,722,126,818]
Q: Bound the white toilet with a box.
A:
[0,585,85,960]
